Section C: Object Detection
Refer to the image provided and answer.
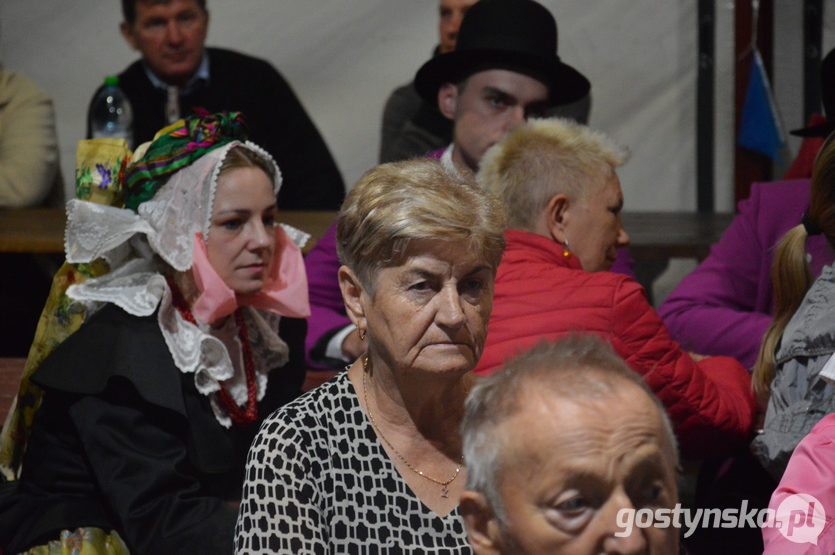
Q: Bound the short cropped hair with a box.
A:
[122,0,207,25]
[477,117,629,231]
[336,158,506,292]
[461,335,677,519]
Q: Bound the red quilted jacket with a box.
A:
[476,229,757,460]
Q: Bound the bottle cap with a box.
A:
[104,75,120,86]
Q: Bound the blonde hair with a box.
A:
[336,158,506,291]
[218,145,276,183]
[753,133,835,395]
[477,117,629,231]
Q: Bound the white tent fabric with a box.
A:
[0,1,828,212]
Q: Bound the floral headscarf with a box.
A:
[123,110,249,210]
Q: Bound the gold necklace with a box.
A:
[361,358,464,498]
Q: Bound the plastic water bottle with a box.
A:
[90,76,133,146]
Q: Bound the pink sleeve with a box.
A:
[763,414,835,554]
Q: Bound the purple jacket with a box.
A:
[659,179,833,369]
[304,222,348,369]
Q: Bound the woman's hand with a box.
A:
[342,329,368,361]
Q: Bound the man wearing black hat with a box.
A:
[378,0,590,165]
[413,0,590,176]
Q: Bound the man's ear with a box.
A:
[545,193,570,244]
[338,266,367,330]
[460,491,502,555]
[438,83,459,121]
[120,21,139,50]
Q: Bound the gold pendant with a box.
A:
[441,485,449,498]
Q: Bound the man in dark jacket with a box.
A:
[88,0,345,210]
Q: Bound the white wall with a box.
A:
[0,0,738,213]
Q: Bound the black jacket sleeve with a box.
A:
[69,377,236,555]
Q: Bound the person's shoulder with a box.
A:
[0,68,53,109]
[554,270,649,315]
[261,371,352,433]
[66,303,159,342]
[727,179,812,251]
[808,413,835,440]
[32,304,184,410]
[386,81,420,104]
[115,59,147,85]
[777,265,835,356]
[751,178,811,194]
[583,272,647,307]
[0,68,44,96]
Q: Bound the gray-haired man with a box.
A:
[460,336,681,554]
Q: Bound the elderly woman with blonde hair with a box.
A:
[474,117,756,461]
[235,158,506,553]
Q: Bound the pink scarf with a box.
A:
[190,226,311,323]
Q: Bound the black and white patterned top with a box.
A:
[234,371,472,554]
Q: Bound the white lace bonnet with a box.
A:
[62,137,308,428]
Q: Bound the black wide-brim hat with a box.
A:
[791,47,835,138]
[414,0,590,108]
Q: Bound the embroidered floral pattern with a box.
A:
[95,163,113,189]
[0,138,127,480]
[21,527,130,555]
[73,139,128,206]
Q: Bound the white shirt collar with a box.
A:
[439,144,463,179]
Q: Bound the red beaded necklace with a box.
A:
[166,276,259,427]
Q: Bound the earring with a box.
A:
[563,240,572,259]
[358,329,366,341]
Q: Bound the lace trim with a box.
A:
[62,139,295,427]
[68,268,289,428]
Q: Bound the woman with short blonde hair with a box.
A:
[236,158,505,553]
[473,117,756,461]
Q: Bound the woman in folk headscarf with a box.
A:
[0,112,309,555]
